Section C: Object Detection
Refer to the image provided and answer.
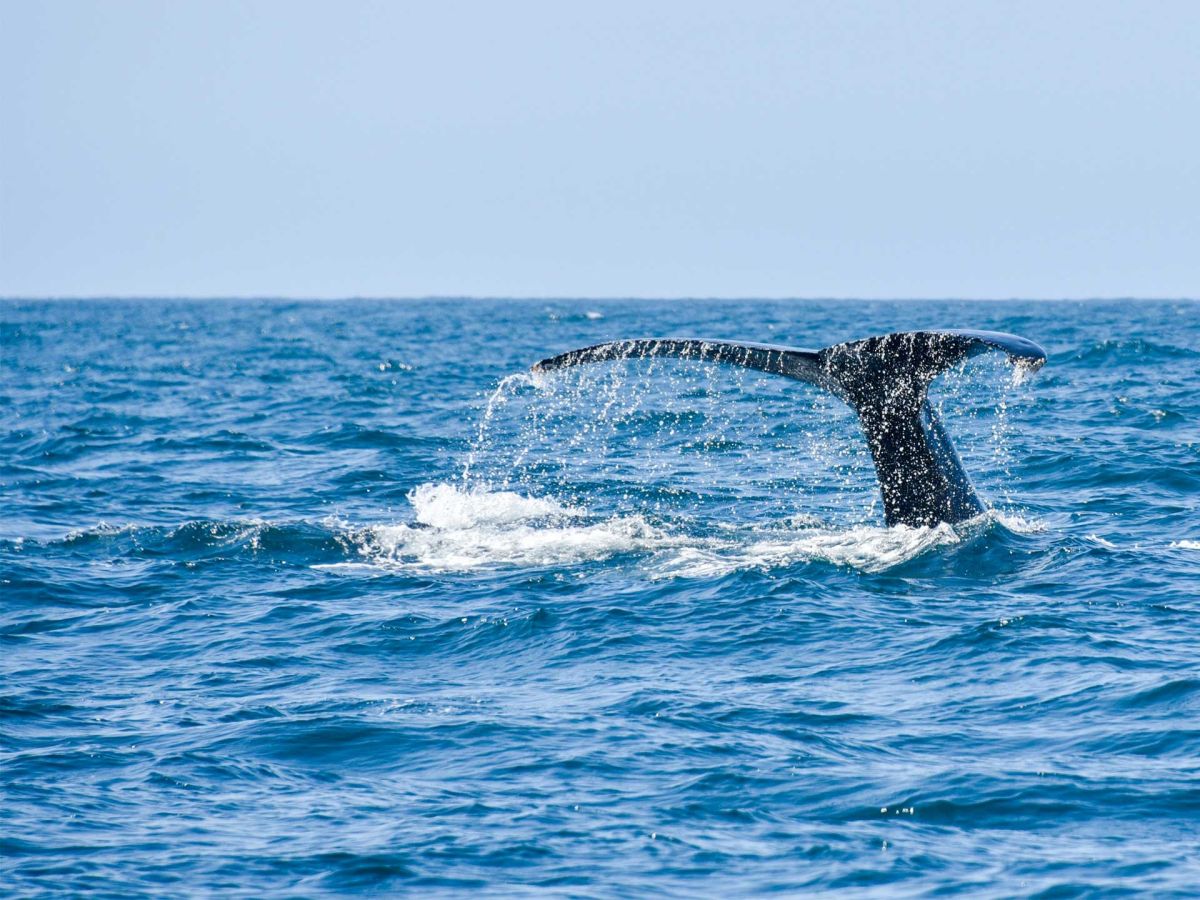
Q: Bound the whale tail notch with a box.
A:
[531,330,1046,528]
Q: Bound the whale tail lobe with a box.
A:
[532,330,1046,527]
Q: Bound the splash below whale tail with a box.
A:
[532,330,1046,528]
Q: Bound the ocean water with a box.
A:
[2,298,1198,897]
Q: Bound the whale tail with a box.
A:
[532,330,1046,528]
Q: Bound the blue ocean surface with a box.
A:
[2,298,1198,896]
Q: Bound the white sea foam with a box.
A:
[327,483,977,576]
[647,522,961,578]
[345,484,678,572]
[1170,540,1200,551]
[408,482,577,530]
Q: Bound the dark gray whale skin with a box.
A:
[532,330,1046,528]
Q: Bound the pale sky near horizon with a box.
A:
[2,1,1198,298]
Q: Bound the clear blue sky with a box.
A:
[2,1,1197,298]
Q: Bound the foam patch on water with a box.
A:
[361,520,665,572]
[991,510,1047,535]
[1171,540,1200,551]
[408,482,577,530]
[326,483,977,576]
[346,486,679,572]
[647,522,961,578]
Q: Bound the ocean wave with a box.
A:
[42,518,345,564]
[16,489,1044,580]
[1070,337,1200,364]
[333,483,680,572]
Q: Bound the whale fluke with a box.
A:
[532,330,1046,528]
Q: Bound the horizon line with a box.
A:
[2,295,1197,303]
